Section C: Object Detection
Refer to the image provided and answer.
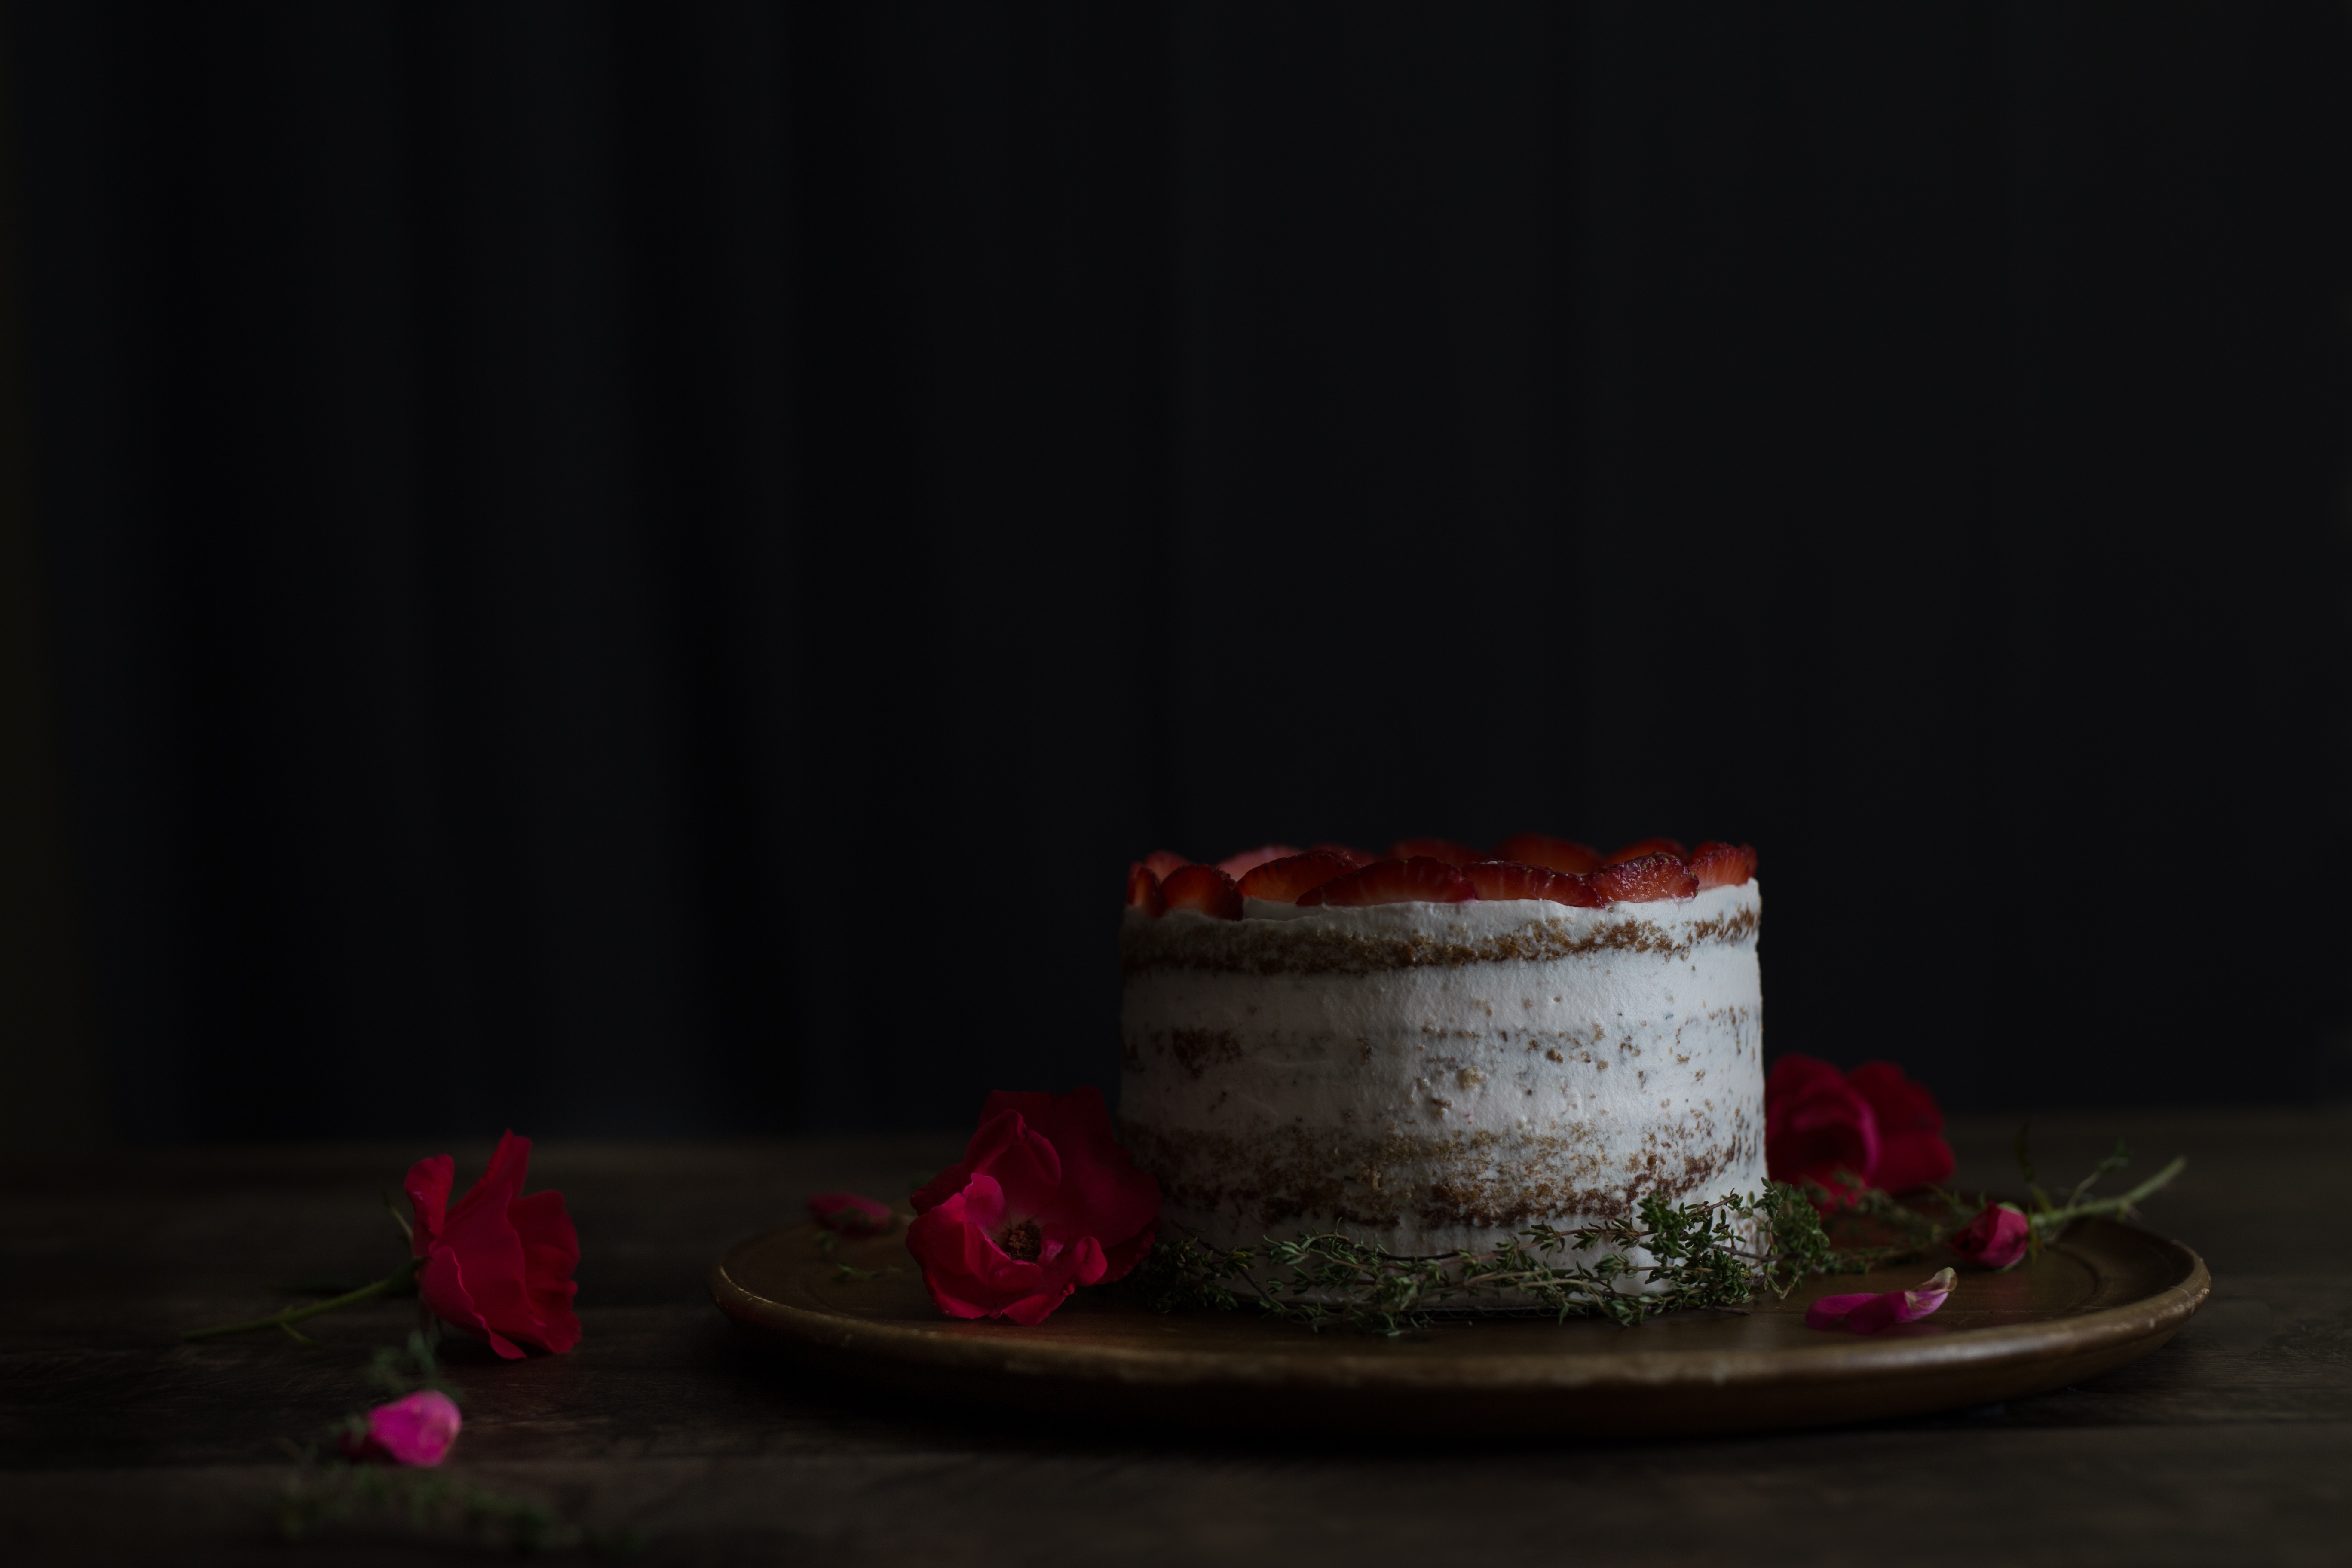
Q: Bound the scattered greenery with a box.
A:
[814,1228,904,1284]
[1134,1134,2184,1337]
[274,1452,628,1555]
[271,1330,637,1557]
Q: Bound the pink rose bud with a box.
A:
[1804,1267,1957,1334]
[349,1389,462,1467]
[1949,1202,2032,1270]
[808,1191,896,1237]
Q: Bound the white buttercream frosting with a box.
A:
[1117,883,1765,1264]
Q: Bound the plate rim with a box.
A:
[710,1217,2211,1394]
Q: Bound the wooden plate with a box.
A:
[710,1219,2208,1437]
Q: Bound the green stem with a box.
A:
[184,1258,423,1342]
[2030,1155,2186,1233]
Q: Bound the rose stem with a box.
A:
[2030,1155,2187,1233]
[183,1258,423,1342]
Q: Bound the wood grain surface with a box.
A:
[2,1110,2347,1566]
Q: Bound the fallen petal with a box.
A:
[362,1390,462,1466]
[1805,1268,1957,1335]
[808,1191,896,1236]
[1803,1292,1882,1332]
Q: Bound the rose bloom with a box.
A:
[405,1132,581,1359]
[1766,1055,1954,1202]
[1950,1201,2033,1269]
[341,1389,462,1467]
[907,1087,1161,1325]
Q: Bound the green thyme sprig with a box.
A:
[2009,1129,2186,1262]
[1135,1134,2186,1338]
[1134,1182,1856,1336]
[274,1329,638,1556]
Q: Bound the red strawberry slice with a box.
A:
[1160,863,1243,919]
[1687,841,1758,889]
[1299,856,1477,907]
[1463,861,1605,908]
[1140,850,1191,879]
[1590,852,1699,903]
[1387,837,1482,867]
[1491,833,1603,876]
[1125,863,1166,916]
[1603,836,1688,866]
[1308,842,1377,868]
[1216,843,1303,879]
[1237,851,1355,904]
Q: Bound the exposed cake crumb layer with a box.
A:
[1117,882,1764,1260]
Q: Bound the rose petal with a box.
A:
[410,1133,579,1358]
[1765,1054,1850,1111]
[1767,1075,1881,1196]
[957,1171,1008,1233]
[420,1245,524,1360]
[504,1188,582,1353]
[913,1108,1065,1219]
[1017,1088,1162,1275]
[1951,1203,2033,1270]
[1846,1061,1945,1135]
[1871,1128,1958,1194]
[1806,1269,1957,1335]
[427,1134,539,1357]
[1803,1292,1882,1331]
[1845,1063,1955,1191]
[808,1191,895,1236]
[364,1390,462,1467]
[404,1155,455,1256]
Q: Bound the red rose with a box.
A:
[1765,1055,1954,1201]
[404,1132,581,1359]
[1949,1201,2032,1269]
[906,1087,1161,1325]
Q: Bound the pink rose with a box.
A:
[906,1087,1161,1325]
[1766,1055,1955,1202]
[340,1390,462,1467]
[1805,1267,1958,1334]
[808,1191,895,1236]
[404,1132,581,1360]
[1949,1201,2032,1269]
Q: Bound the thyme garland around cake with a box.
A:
[1118,835,1764,1302]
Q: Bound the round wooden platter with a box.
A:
[710,1219,2208,1439]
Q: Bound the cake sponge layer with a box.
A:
[1118,882,1764,1257]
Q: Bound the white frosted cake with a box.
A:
[1118,836,1763,1262]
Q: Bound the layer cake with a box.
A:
[1117,838,1763,1262]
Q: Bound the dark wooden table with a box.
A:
[3,1109,2347,1566]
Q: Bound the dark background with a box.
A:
[1,2,2346,1144]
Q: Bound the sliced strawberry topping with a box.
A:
[1140,850,1191,879]
[1160,863,1243,919]
[1386,837,1482,867]
[1462,861,1605,908]
[1687,841,1758,889]
[1299,856,1477,907]
[1491,833,1603,876]
[1590,852,1699,903]
[1216,843,1302,880]
[1308,842,1377,869]
[1125,863,1166,916]
[1603,836,1688,866]
[1237,852,1355,904]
